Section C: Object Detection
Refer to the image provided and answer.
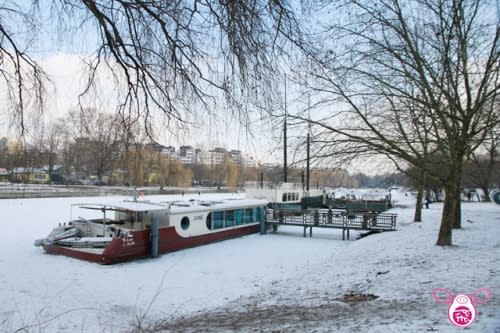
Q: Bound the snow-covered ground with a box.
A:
[0,190,498,332]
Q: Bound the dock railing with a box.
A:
[264,208,397,240]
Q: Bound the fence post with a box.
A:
[151,216,159,258]
[260,207,267,235]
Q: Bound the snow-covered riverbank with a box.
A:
[0,190,498,332]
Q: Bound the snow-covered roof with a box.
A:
[166,198,268,214]
[75,200,170,212]
[12,167,48,174]
[75,198,268,213]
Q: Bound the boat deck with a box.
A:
[66,247,106,254]
[56,237,113,248]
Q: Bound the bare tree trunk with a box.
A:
[437,164,462,245]
[480,185,491,202]
[414,181,424,222]
[437,183,455,246]
[453,186,462,229]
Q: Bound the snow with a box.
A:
[0,190,499,332]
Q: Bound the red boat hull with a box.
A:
[43,224,260,264]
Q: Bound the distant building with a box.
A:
[110,140,124,161]
[11,167,50,184]
[111,169,128,185]
[179,145,195,165]
[145,141,164,152]
[0,168,9,182]
[144,142,179,160]
[161,146,178,160]
[207,147,227,166]
[47,165,64,182]
[194,148,202,164]
[244,155,259,168]
[228,150,242,165]
[163,145,176,154]
[0,136,21,153]
[177,146,255,167]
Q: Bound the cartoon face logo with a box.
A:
[448,294,476,327]
[432,288,493,328]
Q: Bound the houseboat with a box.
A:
[34,197,268,264]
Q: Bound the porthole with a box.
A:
[181,216,190,230]
[206,213,212,230]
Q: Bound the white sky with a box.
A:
[0,52,284,164]
[0,1,287,164]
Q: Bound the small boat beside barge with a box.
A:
[34,197,268,264]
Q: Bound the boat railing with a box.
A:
[245,181,304,190]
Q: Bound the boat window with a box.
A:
[117,211,126,220]
[225,210,234,227]
[282,192,299,202]
[235,209,244,225]
[214,211,224,229]
[244,208,253,223]
[206,213,212,230]
[181,216,190,230]
[254,207,262,221]
[131,212,143,223]
[205,208,261,229]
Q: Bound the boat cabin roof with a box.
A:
[165,198,268,213]
[75,201,169,213]
[74,198,268,214]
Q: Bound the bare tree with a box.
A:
[124,143,145,187]
[0,1,47,135]
[1,0,300,136]
[63,108,121,182]
[294,0,500,245]
[37,122,65,182]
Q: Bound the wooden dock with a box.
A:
[262,208,397,240]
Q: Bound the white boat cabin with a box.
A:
[245,181,324,207]
[64,198,268,239]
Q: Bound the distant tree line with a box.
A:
[1,122,498,193]
[0,129,386,188]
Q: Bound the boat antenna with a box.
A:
[306,94,311,192]
[283,73,288,183]
[307,130,310,192]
